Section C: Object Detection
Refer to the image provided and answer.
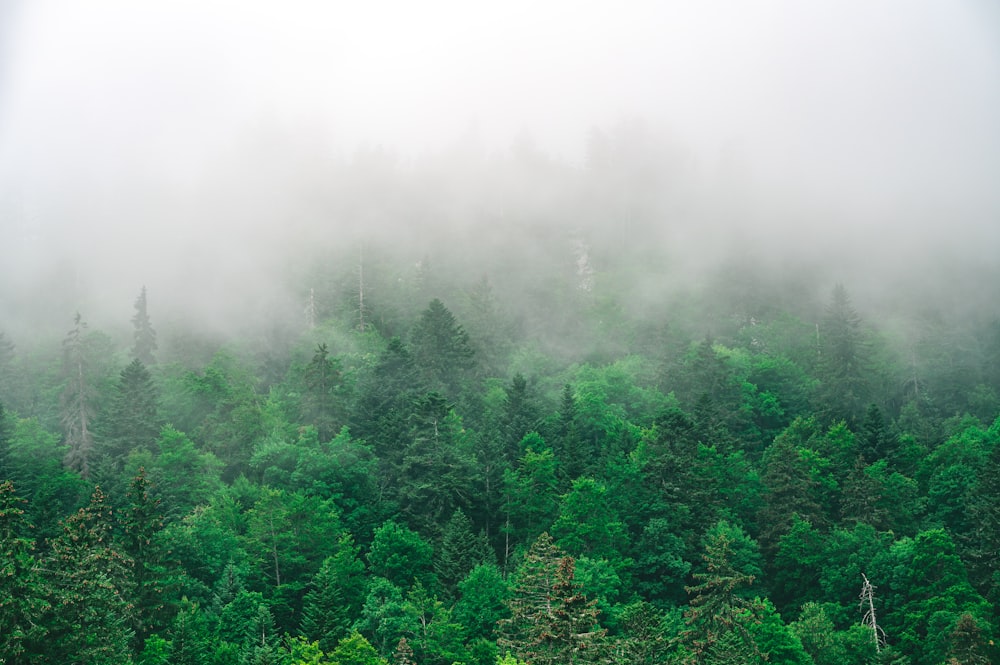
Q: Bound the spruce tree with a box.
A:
[410,299,475,398]
[435,508,493,596]
[816,284,869,427]
[38,486,135,663]
[300,534,366,653]
[301,343,344,442]
[97,358,161,471]
[499,533,608,664]
[122,468,175,652]
[678,528,767,665]
[0,480,48,665]
[131,286,157,366]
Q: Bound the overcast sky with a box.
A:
[1,0,998,330]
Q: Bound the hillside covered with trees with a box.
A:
[2,224,999,665]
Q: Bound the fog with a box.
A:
[1,0,999,343]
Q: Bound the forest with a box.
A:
[2,185,999,665]
[2,5,999,664]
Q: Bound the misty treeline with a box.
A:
[2,251,999,665]
[2,131,1000,664]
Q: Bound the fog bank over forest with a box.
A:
[1,1,999,341]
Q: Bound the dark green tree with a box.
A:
[500,373,539,464]
[37,486,135,663]
[300,533,366,653]
[300,343,344,442]
[0,480,48,665]
[434,507,493,596]
[121,468,176,652]
[677,525,767,665]
[410,299,475,397]
[131,286,158,366]
[96,358,161,475]
[397,392,477,533]
[816,284,870,426]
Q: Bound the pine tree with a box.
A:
[122,468,175,652]
[499,533,608,665]
[301,343,344,442]
[0,480,48,665]
[678,527,767,665]
[817,284,870,427]
[131,286,158,366]
[97,358,161,471]
[300,534,366,653]
[37,486,135,663]
[435,508,493,596]
[61,313,97,478]
[410,299,475,397]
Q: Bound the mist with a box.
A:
[1,0,999,345]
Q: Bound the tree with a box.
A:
[61,313,98,478]
[300,534,366,653]
[367,520,436,592]
[677,525,767,665]
[397,392,478,533]
[132,286,158,366]
[454,563,511,641]
[435,508,493,596]
[500,373,539,464]
[37,486,135,663]
[121,468,177,652]
[96,358,161,475]
[300,343,344,442]
[758,418,826,556]
[498,533,608,665]
[410,299,475,397]
[244,489,342,632]
[329,630,388,665]
[0,480,48,664]
[816,284,870,427]
[551,477,628,563]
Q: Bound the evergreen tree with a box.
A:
[677,526,767,665]
[817,284,870,426]
[301,343,344,442]
[96,358,161,473]
[758,418,825,556]
[435,507,493,596]
[131,286,158,366]
[0,480,48,665]
[499,533,608,665]
[554,383,584,485]
[61,313,98,478]
[37,486,135,663]
[501,373,539,464]
[122,468,175,652]
[410,299,475,397]
[300,533,366,653]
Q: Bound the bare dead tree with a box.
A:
[860,573,885,653]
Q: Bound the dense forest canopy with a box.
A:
[2,2,1000,665]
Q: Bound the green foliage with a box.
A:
[368,520,436,591]
[301,533,367,652]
